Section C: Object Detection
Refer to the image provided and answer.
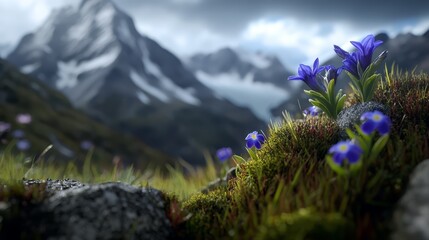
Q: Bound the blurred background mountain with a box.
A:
[0,0,428,167]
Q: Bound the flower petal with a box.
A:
[334,45,350,59]
[246,139,254,148]
[254,141,262,149]
[351,41,364,53]
[360,112,373,121]
[361,119,376,135]
[332,152,345,165]
[257,134,265,143]
[299,64,312,76]
[313,58,320,71]
[377,118,391,135]
[288,75,304,81]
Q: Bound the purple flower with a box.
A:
[329,140,363,165]
[0,122,11,133]
[16,113,32,124]
[334,35,383,78]
[16,139,31,151]
[360,111,391,135]
[80,140,94,150]
[303,106,320,117]
[288,58,325,91]
[245,131,265,149]
[324,65,342,82]
[216,147,233,162]
[12,129,25,139]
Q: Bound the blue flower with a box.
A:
[245,131,265,149]
[303,106,321,117]
[16,139,31,151]
[216,147,233,162]
[80,140,94,150]
[329,140,363,165]
[360,111,391,135]
[334,35,383,78]
[324,65,342,83]
[288,58,325,91]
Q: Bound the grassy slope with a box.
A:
[0,69,428,239]
[0,59,174,169]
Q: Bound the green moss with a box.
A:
[182,188,230,239]
[256,209,351,240]
[233,115,339,201]
[181,71,429,239]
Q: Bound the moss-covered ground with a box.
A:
[1,69,428,239]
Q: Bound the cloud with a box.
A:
[114,0,429,37]
[1,0,428,68]
[240,19,366,66]
[0,0,76,44]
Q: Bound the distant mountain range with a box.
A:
[6,0,264,165]
[186,47,301,121]
[0,58,174,168]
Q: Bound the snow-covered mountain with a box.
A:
[7,0,264,165]
[187,47,301,121]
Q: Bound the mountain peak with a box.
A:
[79,0,116,11]
[375,32,390,43]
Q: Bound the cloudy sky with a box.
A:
[1,0,428,69]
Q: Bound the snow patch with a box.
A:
[236,50,271,69]
[136,91,151,104]
[68,16,92,41]
[195,71,289,121]
[57,47,120,89]
[130,70,169,102]
[21,63,40,74]
[95,4,116,26]
[117,19,136,49]
[140,40,200,105]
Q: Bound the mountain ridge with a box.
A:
[7,0,264,164]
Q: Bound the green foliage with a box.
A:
[374,66,429,135]
[182,189,230,239]
[305,79,347,119]
[347,51,387,103]
[0,59,174,170]
[256,209,351,240]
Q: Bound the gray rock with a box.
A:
[393,159,429,240]
[336,102,388,139]
[1,182,173,240]
[23,178,86,194]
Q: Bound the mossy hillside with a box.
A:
[0,71,428,239]
[182,71,429,239]
[255,209,351,240]
[0,59,174,170]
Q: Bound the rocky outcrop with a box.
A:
[336,102,388,139]
[0,181,173,240]
[393,159,429,240]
